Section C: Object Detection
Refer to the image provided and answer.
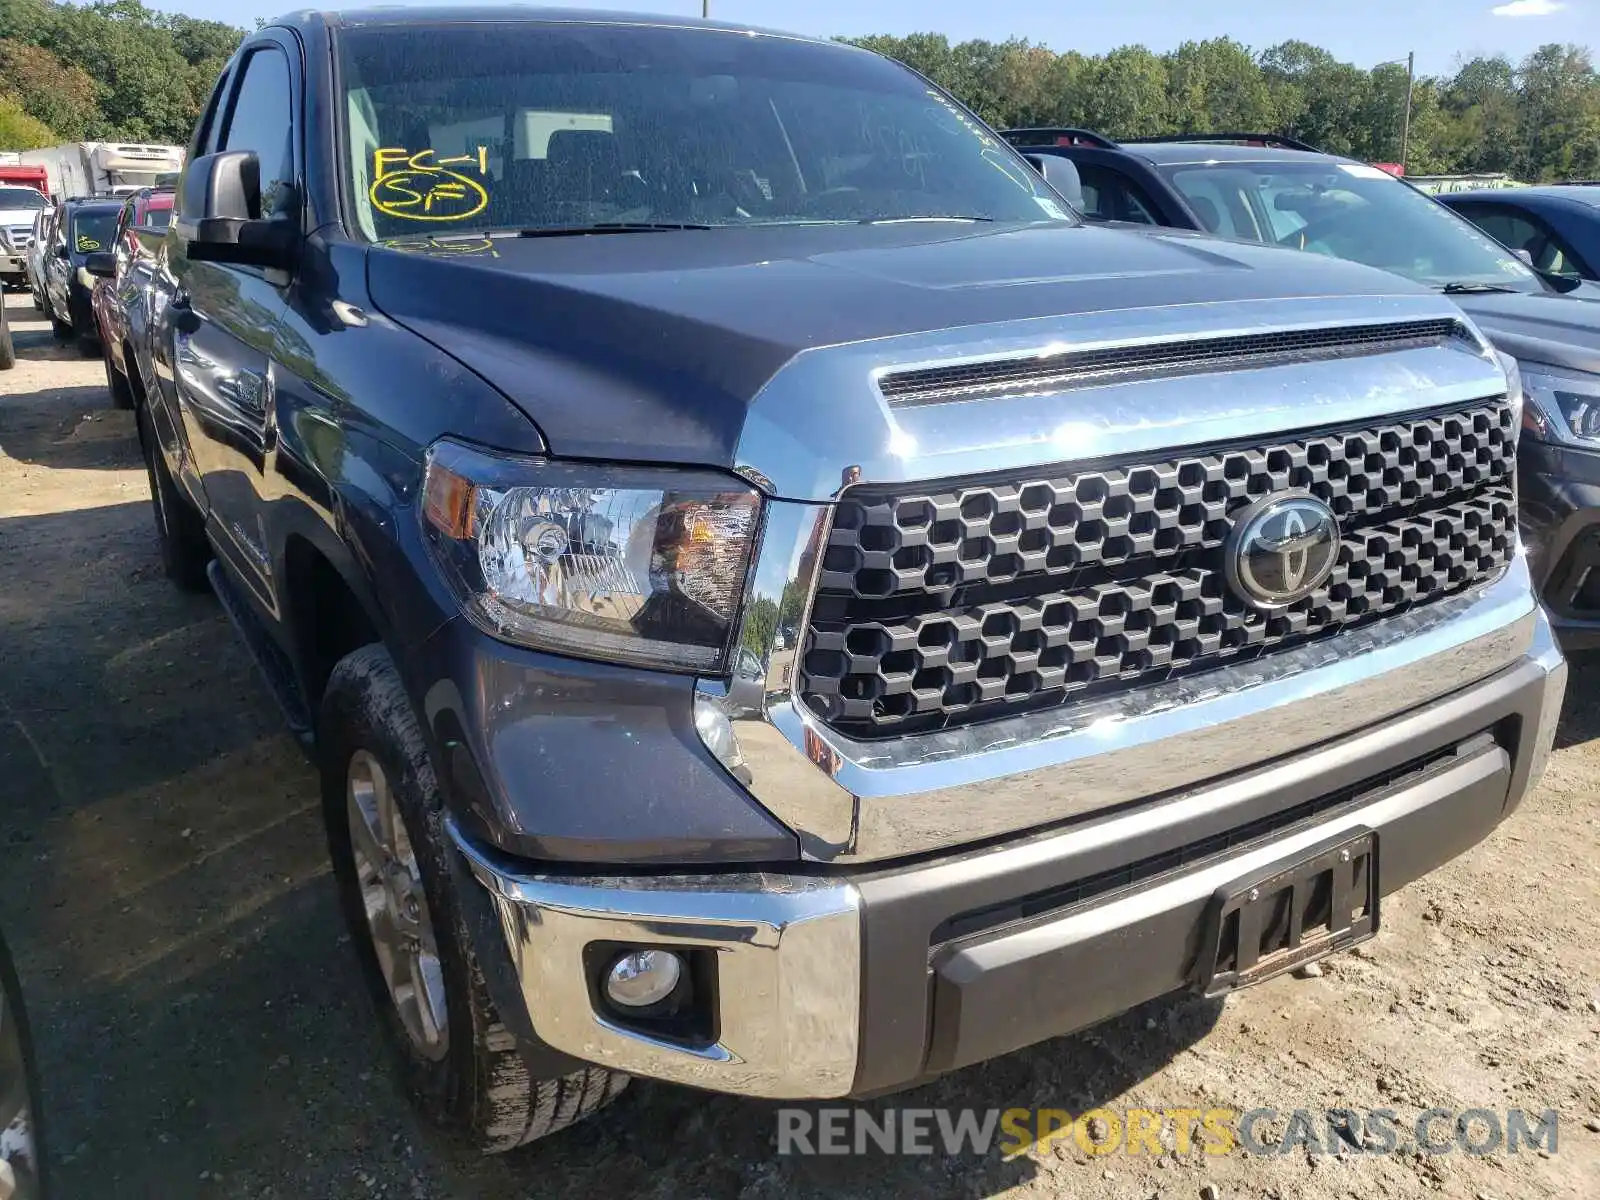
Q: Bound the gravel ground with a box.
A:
[0,292,1597,1200]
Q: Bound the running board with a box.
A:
[207,560,315,752]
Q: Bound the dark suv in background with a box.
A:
[1005,128,1600,648]
[41,196,121,354]
[1439,185,1600,285]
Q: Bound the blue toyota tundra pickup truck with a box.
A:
[118,7,1565,1151]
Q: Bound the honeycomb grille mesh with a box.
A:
[800,401,1516,738]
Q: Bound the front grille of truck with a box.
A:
[799,400,1516,738]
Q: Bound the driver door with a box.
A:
[162,39,298,612]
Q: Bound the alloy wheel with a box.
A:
[346,750,450,1060]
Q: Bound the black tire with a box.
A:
[77,333,99,358]
[49,312,71,340]
[319,644,628,1153]
[135,404,211,592]
[29,282,43,311]
[0,323,14,371]
[104,349,133,408]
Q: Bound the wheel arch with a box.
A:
[278,523,388,715]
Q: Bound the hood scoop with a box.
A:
[877,318,1472,408]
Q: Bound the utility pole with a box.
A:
[1400,50,1414,174]
[702,0,709,15]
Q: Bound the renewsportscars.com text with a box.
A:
[775,1106,1561,1159]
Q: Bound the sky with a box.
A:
[147,0,1598,76]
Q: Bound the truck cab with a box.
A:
[126,8,1563,1154]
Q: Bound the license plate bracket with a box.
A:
[1197,828,1378,998]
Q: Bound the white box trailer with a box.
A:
[18,142,185,198]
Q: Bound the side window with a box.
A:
[1464,206,1584,278]
[114,199,136,263]
[1075,164,1161,225]
[191,67,233,160]
[218,47,295,218]
[1169,173,1267,241]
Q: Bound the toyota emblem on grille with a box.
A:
[1224,493,1341,608]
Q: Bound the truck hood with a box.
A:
[365,221,1433,470]
[1450,290,1600,376]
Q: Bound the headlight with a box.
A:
[421,440,761,672]
[1521,362,1600,446]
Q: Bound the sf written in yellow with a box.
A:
[370,147,490,222]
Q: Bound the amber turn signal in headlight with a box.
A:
[421,440,761,672]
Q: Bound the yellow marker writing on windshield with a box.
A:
[371,146,489,222]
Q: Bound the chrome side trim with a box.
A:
[447,818,863,1099]
[733,294,1501,501]
[1519,611,1567,801]
[698,500,1540,863]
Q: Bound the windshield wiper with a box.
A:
[512,222,714,237]
[1439,281,1520,295]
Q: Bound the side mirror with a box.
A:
[52,242,68,259]
[1025,152,1086,215]
[85,250,115,278]
[1513,248,1535,267]
[177,149,298,270]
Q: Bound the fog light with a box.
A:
[604,949,683,1008]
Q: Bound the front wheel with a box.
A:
[135,404,211,592]
[320,645,628,1152]
[49,312,71,341]
[0,321,14,371]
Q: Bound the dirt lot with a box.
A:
[0,290,1597,1199]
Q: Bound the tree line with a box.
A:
[0,3,1592,184]
[0,0,240,148]
[849,34,1600,182]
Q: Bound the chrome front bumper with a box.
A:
[449,824,864,1098]
[451,611,1564,1099]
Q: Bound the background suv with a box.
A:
[41,196,121,354]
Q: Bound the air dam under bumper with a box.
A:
[449,613,1564,1100]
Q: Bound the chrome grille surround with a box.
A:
[800,401,1516,738]
[699,292,1534,863]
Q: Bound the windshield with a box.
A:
[0,187,47,210]
[1159,160,1542,292]
[336,23,1068,239]
[70,211,117,253]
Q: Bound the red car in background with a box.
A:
[89,187,171,408]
